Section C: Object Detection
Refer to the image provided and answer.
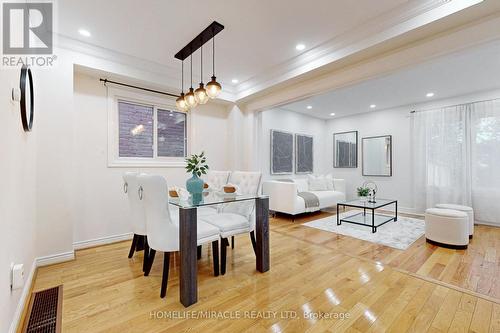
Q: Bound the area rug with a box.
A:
[303,211,425,250]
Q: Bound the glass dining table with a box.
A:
[169,192,270,307]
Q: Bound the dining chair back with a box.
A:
[138,174,179,252]
[223,171,262,218]
[123,172,146,236]
[203,170,231,191]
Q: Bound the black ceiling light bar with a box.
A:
[174,21,224,61]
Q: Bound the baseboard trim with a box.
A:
[9,250,74,333]
[73,232,133,250]
[36,251,75,267]
[9,260,37,333]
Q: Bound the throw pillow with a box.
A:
[325,174,335,190]
[308,175,328,191]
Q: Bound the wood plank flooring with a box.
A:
[30,211,500,333]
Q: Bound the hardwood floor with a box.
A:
[30,211,500,333]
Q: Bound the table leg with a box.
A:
[372,210,376,233]
[395,201,398,221]
[179,207,197,307]
[337,204,340,225]
[255,197,270,273]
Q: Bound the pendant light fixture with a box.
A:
[175,22,224,110]
[184,53,198,108]
[206,30,222,99]
[176,61,189,112]
[194,43,209,104]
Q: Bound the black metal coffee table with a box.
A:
[336,199,398,233]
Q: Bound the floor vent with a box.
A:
[23,285,62,333]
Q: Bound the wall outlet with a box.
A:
[10,263,24,290]
[11,87,21,102]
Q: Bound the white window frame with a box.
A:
[107,86,190,167]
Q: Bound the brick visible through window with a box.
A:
[118,101,154,158]
[157,109,186,157]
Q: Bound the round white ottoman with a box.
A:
[425,208,469,249]
[436,204,474,238]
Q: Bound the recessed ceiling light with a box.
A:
[295,44,305,51]
[330,113,335,116]
[426,92,435,97]
[78,29,91,37]
[231,79,239,84]
[370,104,376,109]
[306,105,312,109]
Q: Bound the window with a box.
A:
[157,109,187,157]
[108,87,189,167]
[118,101,154,158]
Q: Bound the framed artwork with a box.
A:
[362,135,392,176]
[334,131,357,168]
[270,130,294,174]
[295,134,313,174]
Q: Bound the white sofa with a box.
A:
[262,178,346,216]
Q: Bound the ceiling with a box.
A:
[56,0,407,87]
[56,0,496,100]
[281,40,500,119]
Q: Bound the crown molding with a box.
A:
[235,0,484,101]
[242,13,500,112]
[56,34,238,102]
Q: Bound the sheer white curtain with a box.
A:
[412,99,500,225]
[470,100,500,224]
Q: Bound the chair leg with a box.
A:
[142,236,149,273]
[128,234,138,258]
[212,241,219,276]
[197,245,202,260]
[160,252,170,298]
[221,238,228,275]
[144,249,156,276]
[231,236,235,249]
[135,235,145,251]
[250,231,257,256]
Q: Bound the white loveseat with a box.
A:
[262,178,346,216]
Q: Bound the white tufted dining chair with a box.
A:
[199,171,262,275]
[123,172,150,272]
[138,174,221,298]
[197,170,231,218]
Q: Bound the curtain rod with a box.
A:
[410,96,500,114]
[100,78,179,98]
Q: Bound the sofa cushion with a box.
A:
[308,175,328,191]
[294,178,309,192]
[325,174,335,190]
[308,190,345,208]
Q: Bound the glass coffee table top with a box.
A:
[339,198,396,210]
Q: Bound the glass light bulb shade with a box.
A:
[194,83,209,104]
[185,88,198,108]
[206,76,222,98]
[176,93,189,112]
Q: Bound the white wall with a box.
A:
[72,72,231,244]
[325,107,414,210]
[257,108,327,181]
[0,69,38,333]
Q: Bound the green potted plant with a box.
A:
[357,186,370,202]
[185,151,209,196]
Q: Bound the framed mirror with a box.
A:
[20,65,34,132]
[362,135,392,176]
[334,131,357,168]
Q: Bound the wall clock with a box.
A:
[19,65,34,132]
